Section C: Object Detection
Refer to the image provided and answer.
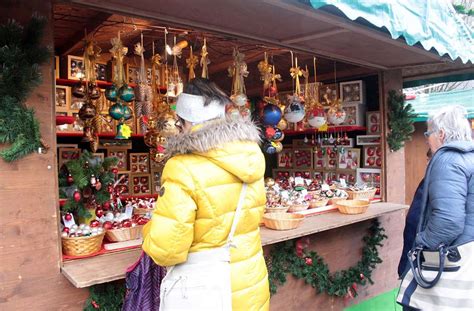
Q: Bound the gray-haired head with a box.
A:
[428,105,472,144]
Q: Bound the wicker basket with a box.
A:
[263,213,304,230]
[265,205,289,214]
[287,202,310,213]
[336,199,370,215]
[106,225,144,242]
[61,232,105,256]
[133,207,154,216]
[328,197,347,205]
[347,188,377,200]
[309,197,329,209]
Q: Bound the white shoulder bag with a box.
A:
[159,183,248,311]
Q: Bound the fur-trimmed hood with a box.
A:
[165,118,265,183]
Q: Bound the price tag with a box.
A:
[294,177,304,186]
[321,183,330,191]
[340,179,347,188]
[125,204,134,219]
[62,215,76,228]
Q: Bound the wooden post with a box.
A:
[379,69,406,204]
[0,1,88,309]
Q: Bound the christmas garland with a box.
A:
[267,220,387,298]
[0,15,51,162]
[387,90,415,152]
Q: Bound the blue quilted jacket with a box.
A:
[415,141,474,249]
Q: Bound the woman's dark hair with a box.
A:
[183,77,231,106]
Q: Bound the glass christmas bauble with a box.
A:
[327,107,346,125]
[109,103,124,120]
[284,97,305,123]
[119,85,135,102]
[262,104,282,126]
[307,107,327,128]
[231,93,248,107]
[105,85,118,102]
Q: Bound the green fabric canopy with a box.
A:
[407,88,474,122]
[309,0,474,64]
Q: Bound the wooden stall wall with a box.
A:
[0,1,88,309]
[404,122,429,204]
[269,210,404,310]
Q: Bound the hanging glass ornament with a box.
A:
[262,104,282,126]
[284,95,305,123]
[307,106,327,128]
[327,106,346,125]
[105,85,118,102]
[277,118,288,130]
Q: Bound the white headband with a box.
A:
[175,93,226,124]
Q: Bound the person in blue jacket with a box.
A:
[416,105,473,250]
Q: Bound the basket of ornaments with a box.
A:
[61,221,105,256]
[100,211,150,242]
[130,198,156,216]
[346,185,377,200]
[319,188,349,205]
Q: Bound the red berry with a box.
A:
[305,258,313,265]
[90,220,100,228]
[73,191,81,202]
[62,227,70,233]
[112,168,119,174]
[65,213,73,221]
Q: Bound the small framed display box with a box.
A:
[337,148,360,170]
[58,148,81,169]
[313,170,324,183]
[356,168,381,198]
[95,62,107,81]
[319,83,338,104]
[356,135,381,146]
[323,170,338,184]
[277,149,294,168]
[54,56,60,79]
[366,111,381,134]
[130,153,150,173]
[314,149,326,169]
[326,149,338,170]
[55,85,71,113]
[293,148,313,169]
[131,173,152,195]
[116,171,130,195]
[62,55,84,80]
[98,113,116,133]
[341,102,366,126]
[127,65,139,84]
[336,169,357,185]
[106,148,128,171]
[363,145,382,168]
[272,168,293,180]
[292,169,312,179]
[151,168,163,195]
[340,80,365,104]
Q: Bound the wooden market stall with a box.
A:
[1,1,473,310]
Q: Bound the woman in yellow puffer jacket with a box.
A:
[142,78,270,310]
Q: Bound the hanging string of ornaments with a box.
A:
[227,48,252,120]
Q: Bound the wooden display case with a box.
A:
[293,148,313,169]
[362,145,383,168]
[314,148,327,169]
[61,55,84,80]
[131,173,151,195]
[272,168,293,180]
[277,149,294,168]
[341,102,366,126]
[58,148,81,169]
[356,168,381,198]
[106,148,128,171]
[129,153,150,173]
[339,80,365,104]
[116,171,130,195]
[337,148,360,170]
[55,85,71,113]
[356,135,381,146]
[323,170,338,184]
[366,111,381,134]
[335,169,357,185]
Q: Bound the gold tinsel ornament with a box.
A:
[186,46,198,80]
[228,48,249,107]
[200,38,210,79]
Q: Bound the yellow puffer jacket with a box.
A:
[143,119,270,310]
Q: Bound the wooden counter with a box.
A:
[61,202,407,288]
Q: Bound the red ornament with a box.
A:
[305,257,313,265]
[137,217,148,225]
[90,220,100,228]
[360,273,365,280]
[122,219,132,228]
[64,213,73,221]
[102,201,110,210]
[95,209,104,218]
[265,127,276,139]
[102,221,113,230]
[73,191,81,202]
[62,227,70,233]
[95,181,102,191]
[112,168,119,174]
[67,174,74,184]
[91,300,99,309]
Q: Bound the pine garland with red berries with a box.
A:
[266,220,387,298]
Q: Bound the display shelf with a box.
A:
[56,78,137,88]
[56,131,144,138]
[60,202,406,288]
[59,194,158,207]
[56,116,75,125]
[283,125,366,136]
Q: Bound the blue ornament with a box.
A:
[263,104,282,126]
[105,85,118,102]
[122,105,132,121]
[272,128,284,142]
[119,85,135,102]
[109,103,124,120]
[263,141,277,154]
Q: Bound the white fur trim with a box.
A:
[176,93,225,123]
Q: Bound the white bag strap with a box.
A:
[226,183,247,247]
